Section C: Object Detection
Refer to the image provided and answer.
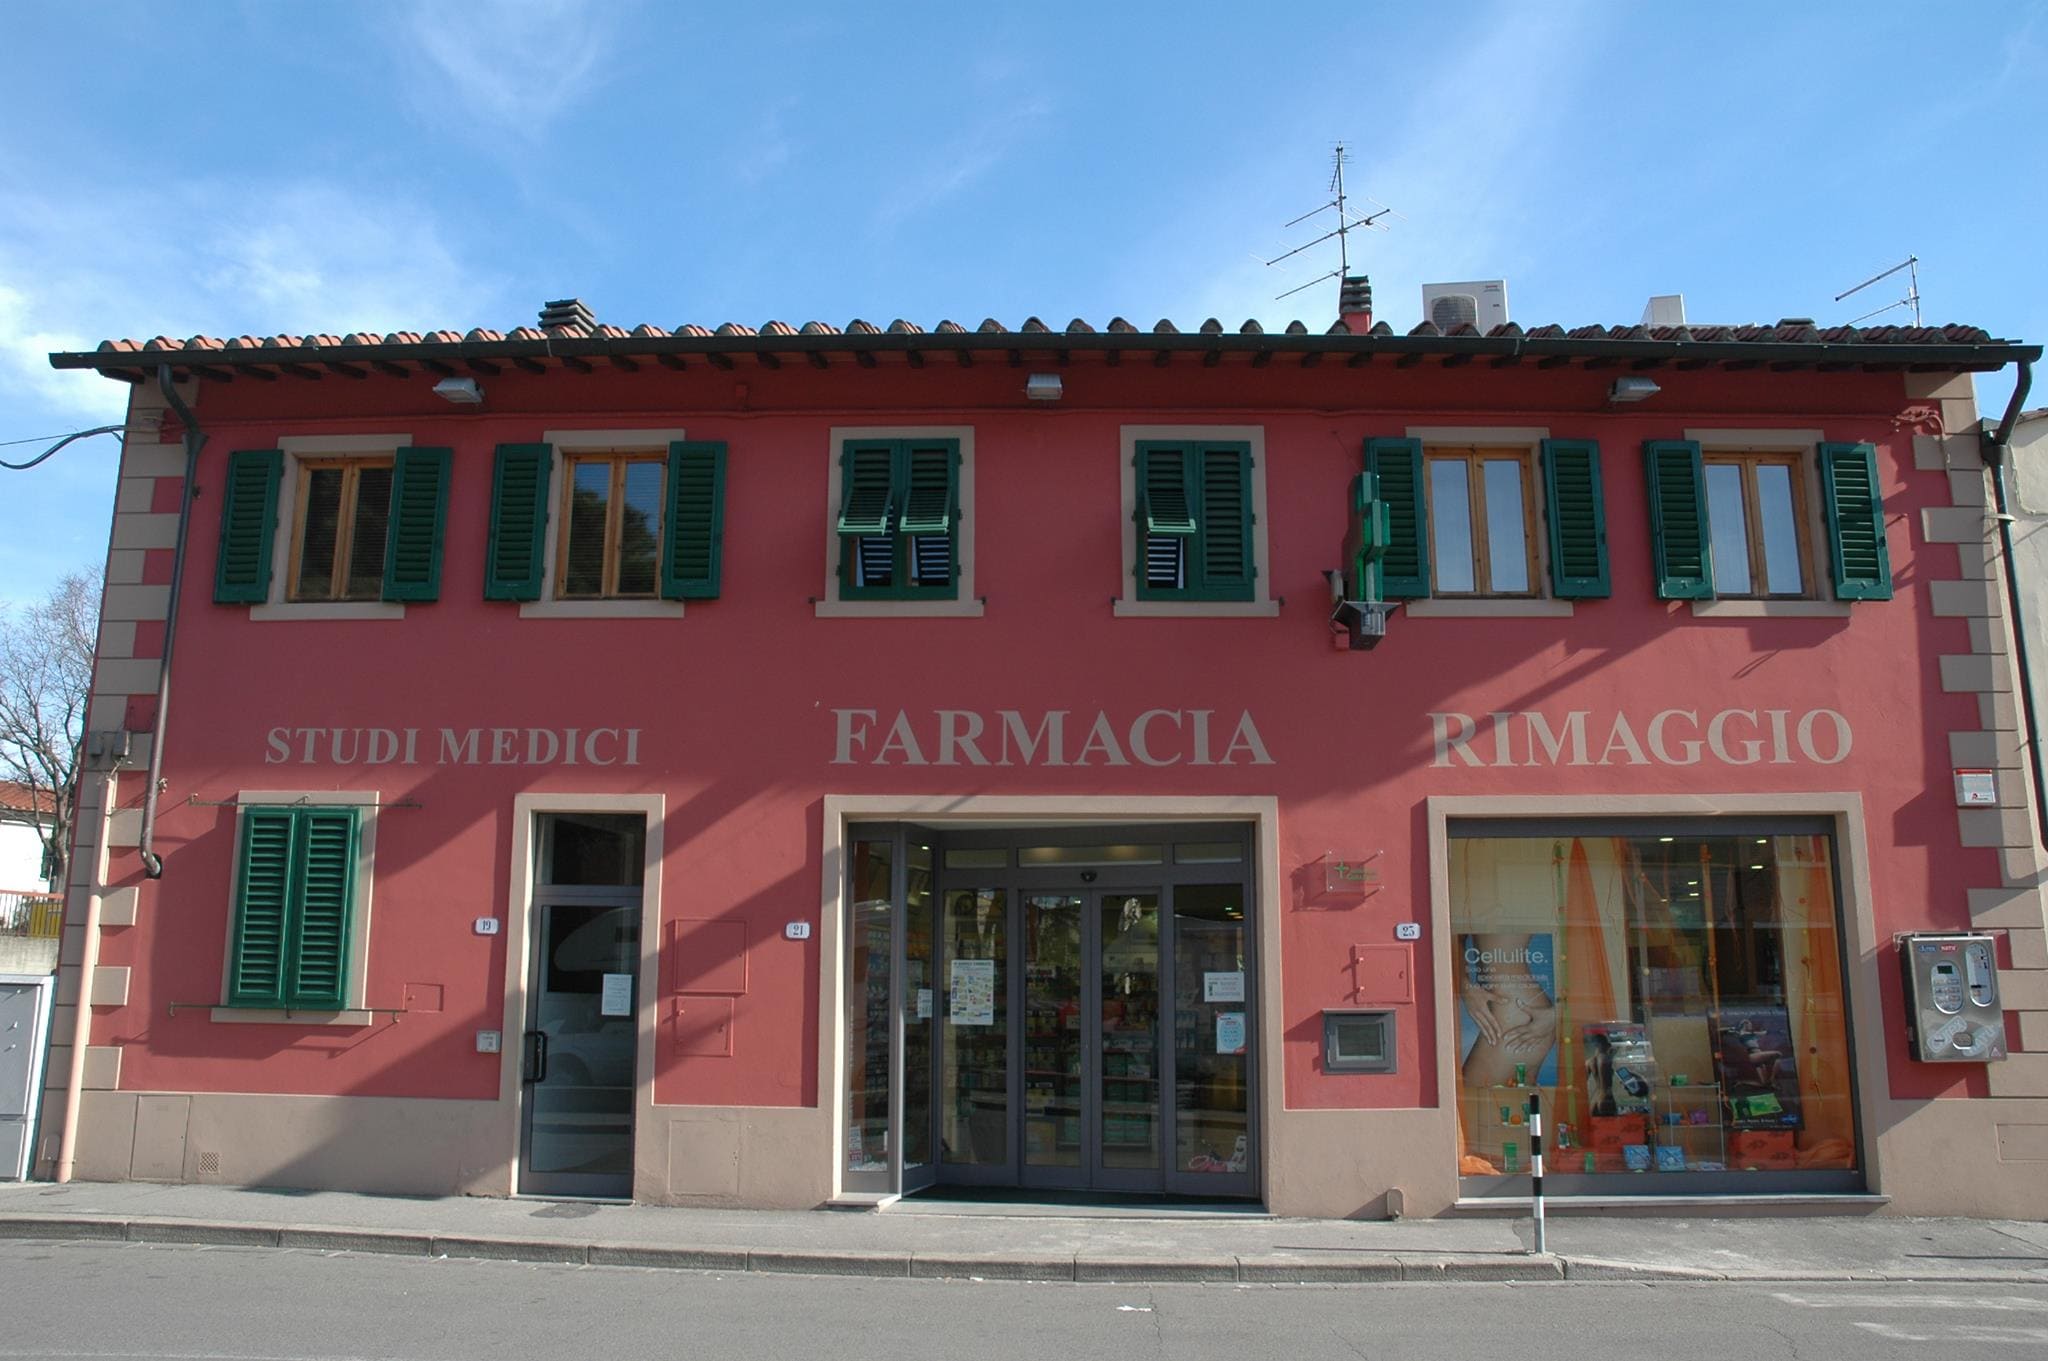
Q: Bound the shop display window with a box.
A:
[1450,828,1858,1186]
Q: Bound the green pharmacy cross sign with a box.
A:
[1333,471,1395,650]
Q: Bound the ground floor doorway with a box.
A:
[845,824,1257,1201]
[517,812,644,1199]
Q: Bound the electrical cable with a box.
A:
[0,424,126,471]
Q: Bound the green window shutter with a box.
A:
[659,441,728,600]
[1643,440,1713,599]
[1194,444,1255,600]
[227,808,296,1008]
[214,449,283,604]
[382,446,451,602]
[898,442,959,535]
[836,442,898,536]
[483,444,553,601]
[1365,438,1428,598]
[1540,439,1610,599]
[284,808,358,1010]
[1818,442,1892,600]
[1136,443,1197,536]
[1133,444,1194,597]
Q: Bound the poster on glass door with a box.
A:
[1456,932,1558,1086]
[949,959,995,1025]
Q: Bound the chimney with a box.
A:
[1338,274,1373,335]
[540,297,595,333]
[1641,294,1686,328]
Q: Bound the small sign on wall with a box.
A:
[1955,769,1997,807]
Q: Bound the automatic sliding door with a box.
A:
[1022,894,1085,1186]
[1098,891,1164,1190]
[940,886,1011,1180]
[1168,883,1254,1196]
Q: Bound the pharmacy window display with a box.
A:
[1450,827,1861,1191]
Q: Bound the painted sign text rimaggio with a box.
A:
[832,709,1274,767]
[265,727,643,767]
[1429,708,1852,768]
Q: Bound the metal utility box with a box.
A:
[1900,933,2008,1063]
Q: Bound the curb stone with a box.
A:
[277,1228,431,1257]
[431,1235,586,1265]
[1075,1256,1238,1283]
[910,1254,1077,1281]
[587,1244,749,1272]
[1562,1257,1725,1281]
[127,1220,281,1248]
[750,1249,911,1277]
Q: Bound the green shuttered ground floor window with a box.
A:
[227,805,362,1011]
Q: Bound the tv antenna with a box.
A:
[1264,142,1399,303]
[1834,255,1921,326]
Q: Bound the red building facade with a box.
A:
[40,295,2048,1216]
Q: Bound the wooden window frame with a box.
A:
[556,450,666,600]
[1422,447,1540,598]
[1701,450,1813,599]
[286,457,395,603]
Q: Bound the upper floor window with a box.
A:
[485,433,726,616]
[214,439,449,616]
[290,459,394,602]
[560,452,665,599]
[1646,439,1889,603]
[1424,448,1536,597]
[1701,452,1808,598]
[835,438,961,601]
[1116,427,1273,616]
[1134,440,1255,602]
[1362,434,1610,605]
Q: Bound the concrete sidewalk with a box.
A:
[2,1181,2045,1285]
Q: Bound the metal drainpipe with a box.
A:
[1979,359,2043,848]
[137,365,206,879]
[54,769,114,1182]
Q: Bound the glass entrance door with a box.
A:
[519,896,640,1197]
[856,826,1256,1200]
[1016,889,1164,1192]
[519,813,644,1199]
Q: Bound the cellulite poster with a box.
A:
[1457,933,1559,1086]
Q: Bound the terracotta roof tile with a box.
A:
[63,313,2030,367]
[0,782,55,818]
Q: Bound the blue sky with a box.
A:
[3,1,2044,607]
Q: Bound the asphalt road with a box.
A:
[5,1240,2048,1360]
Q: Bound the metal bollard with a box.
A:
[1527,1091,1546,1255]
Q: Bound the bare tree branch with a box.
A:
[0,566,103,890]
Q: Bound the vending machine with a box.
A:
[1899,933,2008,1062]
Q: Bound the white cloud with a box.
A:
[400,0,614,138]
[0,177,500,420]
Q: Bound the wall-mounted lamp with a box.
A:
[1608,375,1660,404]
[433,376,484,405]
[1024,373,1063,401]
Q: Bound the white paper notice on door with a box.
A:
[950,959,995,1025]
[915,988,934,1020]
[1204,971,1245,1003]
[1215,1011,1246,1055]
[600,972,633,1018]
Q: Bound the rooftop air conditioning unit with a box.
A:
[1422,280,1509,334]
